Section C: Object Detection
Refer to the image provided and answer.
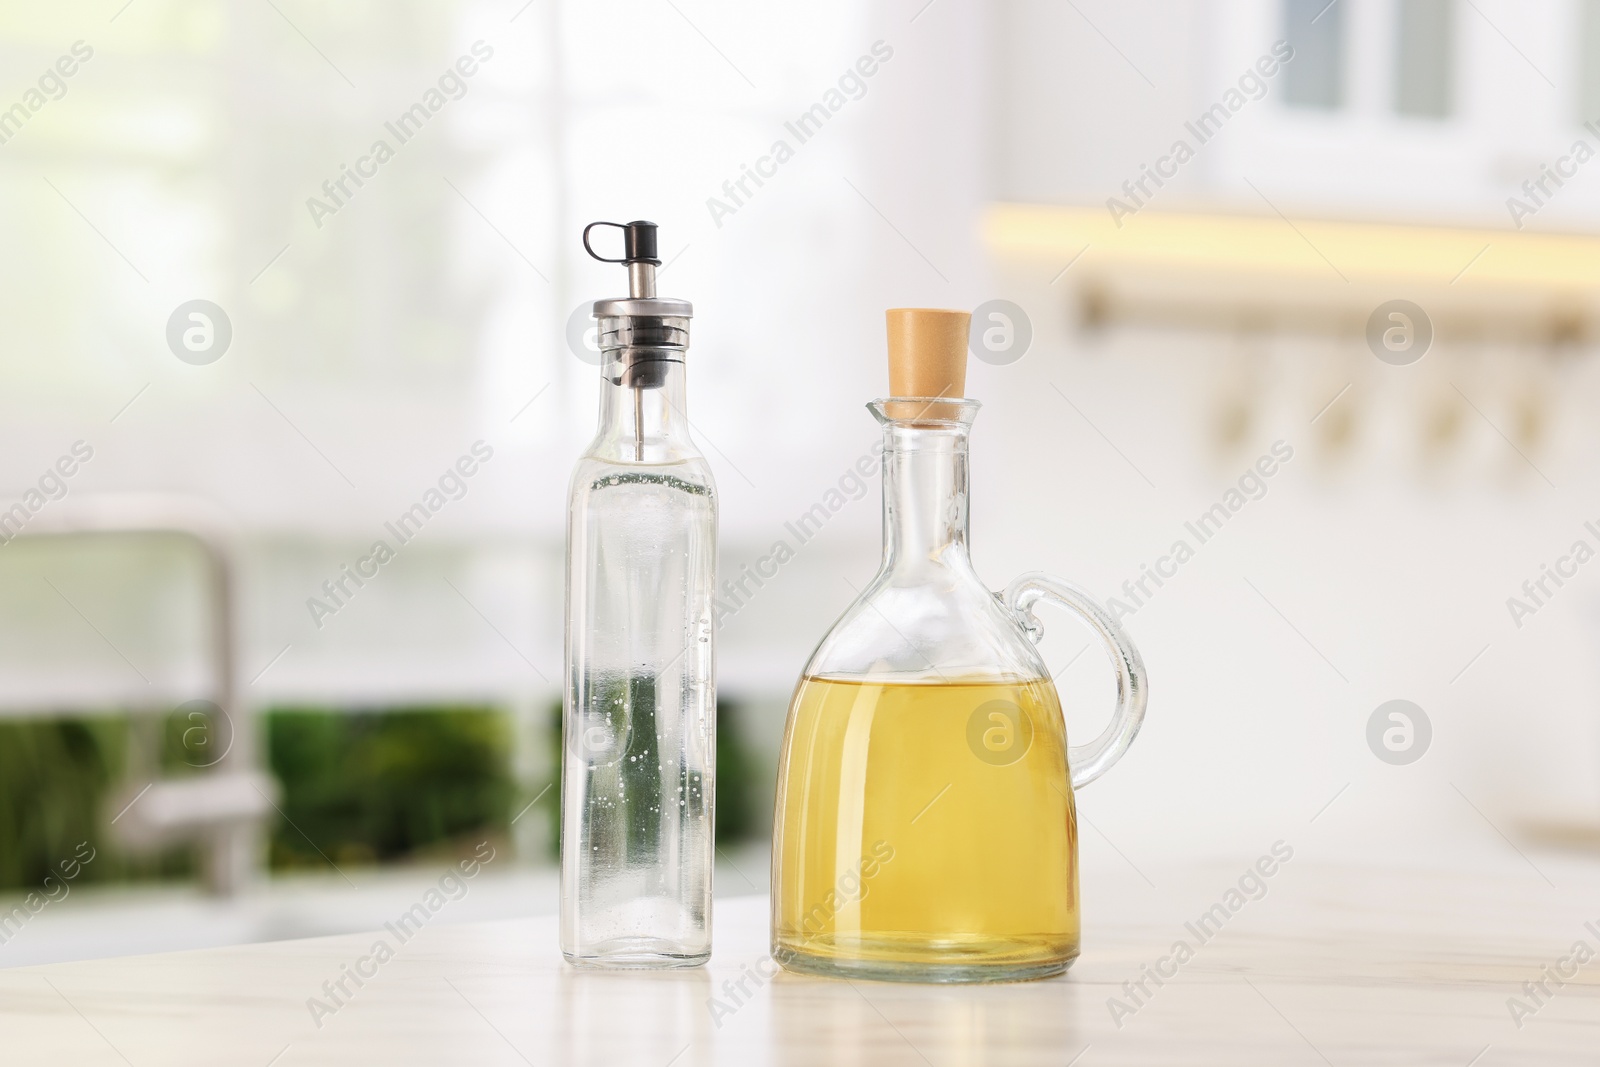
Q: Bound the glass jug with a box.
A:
[771,393,1148,983]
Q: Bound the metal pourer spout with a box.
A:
[583,220,693,460]
[630,260,656,298]
[583,219,692,392]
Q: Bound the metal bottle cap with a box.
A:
[583,221,691,388]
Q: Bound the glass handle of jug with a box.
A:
[1002,572,1148,789]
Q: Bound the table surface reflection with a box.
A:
[3,857,1599,1064]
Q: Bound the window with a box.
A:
[1283,0,1346,108]
[1395,0,1454,117]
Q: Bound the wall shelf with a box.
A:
[983,203,1600,342]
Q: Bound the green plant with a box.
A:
[264,706,514,870]
[0,716,192,889]
[0,705,520,892]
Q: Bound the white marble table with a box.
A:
[4,858,1599,1065]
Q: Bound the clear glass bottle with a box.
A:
[561,221,716,967]
[771,310,1147,983]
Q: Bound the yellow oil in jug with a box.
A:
[772,675,1079,980]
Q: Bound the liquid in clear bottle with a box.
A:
[561,221,715,967]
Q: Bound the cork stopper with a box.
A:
[885,308,969,420]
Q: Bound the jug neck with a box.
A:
[875,401,978,576]
[591,362,695,463]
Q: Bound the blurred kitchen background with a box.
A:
[3,0,1599,965]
